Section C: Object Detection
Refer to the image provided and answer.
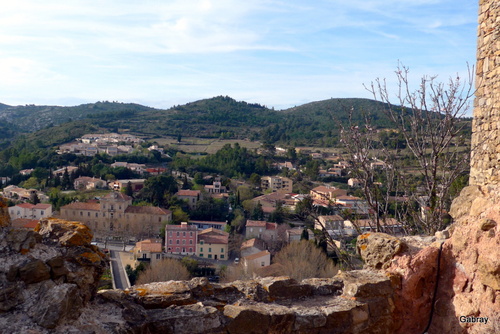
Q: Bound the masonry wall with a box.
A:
[470,0,500,185]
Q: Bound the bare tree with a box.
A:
[273,240,338,281]
[365,63,474,234]
[339,110,406,234]
[136,258,190,285]
[294,196,354,269]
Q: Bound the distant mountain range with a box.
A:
[0,96,472,148]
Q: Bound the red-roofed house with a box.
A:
[197,228,229,260]
[165,222,198,255]
[134,239,164,265]
[8,203,52,220]
[176,189,201,209]
[243,250,271,270]
[11,218,39,230]
[245,220,278,242]
[240,238,267,258]
[310,186,347,202]
[59,192,172,239]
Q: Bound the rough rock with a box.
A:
[354,185,499,333]
[0,196,10,228]
[0,214,107,332]
[356,232,403,269]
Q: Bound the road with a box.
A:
[110,250,130,289]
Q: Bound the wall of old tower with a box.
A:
[470,0,500,185]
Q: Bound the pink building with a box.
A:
[165,222,198,255]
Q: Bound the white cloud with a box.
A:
[0,0,478,109]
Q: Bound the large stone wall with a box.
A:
[470,0,500,185]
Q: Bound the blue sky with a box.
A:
[0,0,478,110]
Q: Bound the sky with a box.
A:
[0,0,478,110]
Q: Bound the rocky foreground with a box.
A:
[0,188,498,333]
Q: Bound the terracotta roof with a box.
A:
[199,227,228,236]
[265,222,277,230]
[125,206,171,215]
[246,220,267,227]
[17,203,35,209]
[62,202,100,211]
[177,190,201,196]
[241,238,266,251]
[101,192,133,201]
[243,250,270,261]
[12,218,39,229]
[136,239,163,252]
[198,233,228,244]
[311,186,347,196]
[198,228,229,244]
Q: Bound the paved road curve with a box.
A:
[110,250,130,290]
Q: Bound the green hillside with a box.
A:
[0,96,472,149]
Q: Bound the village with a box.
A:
[0,132,414,284]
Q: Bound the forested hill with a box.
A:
[0,96,472,148]
[0,101,156,133]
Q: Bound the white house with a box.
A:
[9,203,53,220]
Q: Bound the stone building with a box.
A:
[59,192,171,239]
[470,0,500,186]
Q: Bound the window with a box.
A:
[190,232,193,237]
[208,254,212,259]
[95,213,98,217]
[183,232,186,236]
[221,248,224,253]
[200,248,203,252]
[158,217,161,222]
[156,254,161,259]
[261,262,265,266]
[208,248,212,252]
[199,254,203,257]
[189,248,193,252]
[182,240,186,245]
[169,231,172,236]
[220,255,224,259]
[80,212,83,216]
[200,241,204,245]
[189,240,193,245]
[176,247,180,252]
[169,239,172,244]
[142,253,147,259]
[177,232,179,237]
[103,205,106,209]
[176,240,180,244]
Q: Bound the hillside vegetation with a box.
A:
[0,96,472,149]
